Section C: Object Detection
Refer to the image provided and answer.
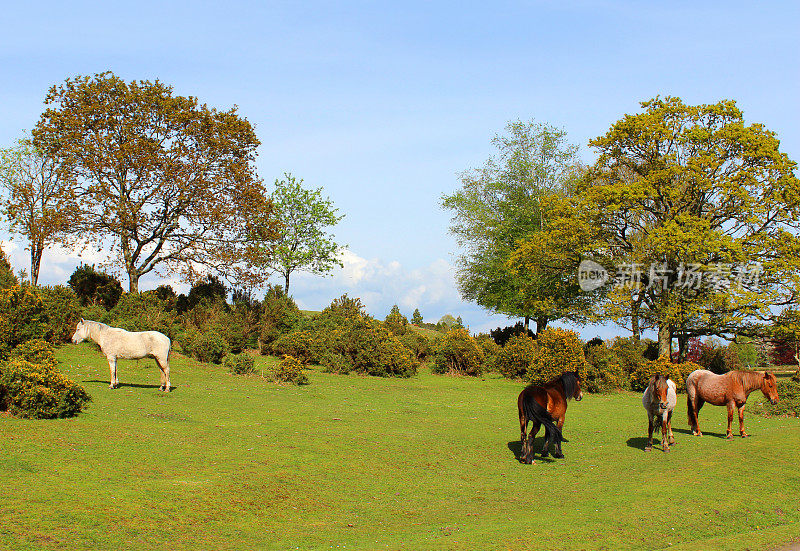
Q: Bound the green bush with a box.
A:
[630,356,698,392]
[187,331,230,364]
[107,291,179,339]
[0,286,48,360]
[260,285,301,352]
[752,378,800,418]
[495,333,537,379]
[68,264,123,309]
[273,355,309,385]
[431,328,483,376]
[527,328,588,386]
[10,339,57,367]
[38,285,82,344]
[270,329,318,364]
[384,305,409,335]
[584,341,627,393]
[0,246,18,290]
[0,353,91,419]
[320,351,353,374]
[398,330,434,361]
[609,336,650,376]
[224,352,256,375]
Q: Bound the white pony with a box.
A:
[71,319,172,392]
[642,372,677,452]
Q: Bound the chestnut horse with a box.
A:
[686,369,779,439]
[517,371,583,464]
[642,373,677,452]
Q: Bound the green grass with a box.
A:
[1,344,799,550]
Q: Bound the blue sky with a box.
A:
[1,1,798,336]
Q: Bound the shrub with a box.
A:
[609,336,649,377]
[0,357,91,419]
[698,338,728,374]
[495,333,537,379]
[431,328,483,376]
[0,286,48,360]
[224,352,256,375]
[186,275,227,310]
[384,305,409,335]
[320,351,353,374]
[0,246,18,290]
[527,328,588,386]
[398,330,434,361]
[273,355,309,385]
[321,294,365,321]
[260,285,301,352]
[10,339,57,367]
[475,333,501,371]
[490,322,535,346]
[107,291,179,339]
[68,264,123,309]
[411,308,423,326]
[270,329,317,364]
[629,356,698,392]
[752,378,800,417]
[188,331,230,364]
[584,342,627,393]
[38,285,82,344]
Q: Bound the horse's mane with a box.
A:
[734,370,765,391]
[560,371,580,400]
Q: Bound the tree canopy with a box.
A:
[33,72,279,292]
[441,119,585,333]
[266,173,344,294]
[0,137,77,286]
[514,97,800,355]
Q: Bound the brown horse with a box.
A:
[686,369,779,439]
[517,371,583,464]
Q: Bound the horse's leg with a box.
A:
[108,356,118,389]
[540,423,552,458]
[519,413,528,462]
[156,355,170,392]
[645,415,654,451]
[737,404,748,438]
[526,421,540,463]
[552,417,565,459]
[667,410,676,445]
[726,403,735,439]
[691,397,704,436]
[661,416,670,452]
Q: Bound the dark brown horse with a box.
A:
[517,371,583,464]
[686,369,779,439]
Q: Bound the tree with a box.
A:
[68,264,123,309]
[411,308,423,326]
[441,120,584,333]
[576,97,800,356]
[0,245,18,290]
[0,137,76,285]
[33,72,279,293]
[267,173,344,294]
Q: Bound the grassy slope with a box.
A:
[0,345,798,550]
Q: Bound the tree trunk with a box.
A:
[658,324,672,359]
[631,302,640,342]
[523,316,529,332]
[128,271,139,293]
[284,272,291,296]
[536,316,548,335]
[30,245,43,286]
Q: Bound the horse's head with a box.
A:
[571,371,583,401]
[71,318,89,344]
[649,373,670,412]
[761,372,779,406]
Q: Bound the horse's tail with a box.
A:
[522,394,568,444]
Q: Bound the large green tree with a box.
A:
[266,173,344,295]
[561,97,800,356]
[33,72,279,293]
[441,120,585,333]
[0,137,77,286]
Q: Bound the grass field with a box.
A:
[1,344,799,550]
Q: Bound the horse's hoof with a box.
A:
[644,446,652,452]
[663,447,670,453]
[726,434,733,440]
[741,433,749,438]
[669,438,676,445]
[553,452,564,459]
